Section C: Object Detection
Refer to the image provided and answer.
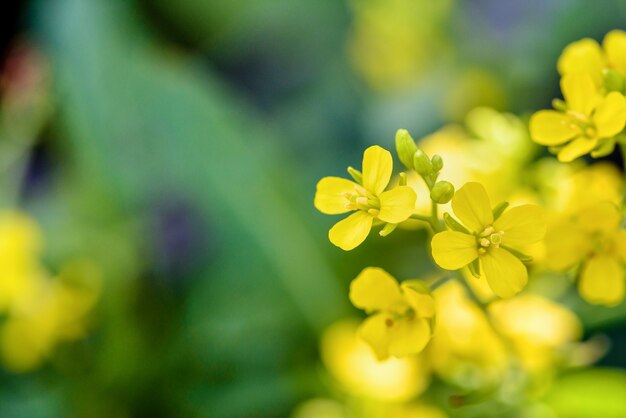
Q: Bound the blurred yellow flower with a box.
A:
[315,146,416,250]
[545,202,626,306]
[489,295,582,373]
[321,319,429,401]
[428,281,507,389]
[558,30,626,87]
[0,212,46,314]
[431,182,545,298]
[530,74,626,162]
[349,267,435,360]
[0,260,100,372]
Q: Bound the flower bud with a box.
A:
[413,149,433,176]
[430,181,455,204]
[395,129,418,170]
[431,154,443,172]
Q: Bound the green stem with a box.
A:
[621,143,626,204]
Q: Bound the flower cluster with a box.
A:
[530,30,626,162]
[305,29,626,418]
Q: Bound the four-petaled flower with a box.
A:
[545,202,626,306]
[431,182,545,298]
[349,267,435,360]
[314,146,416,250]
[530,73,626,162]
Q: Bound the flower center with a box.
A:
[343,185,381,215]
[477,225,504,255]
[565,111,597,139]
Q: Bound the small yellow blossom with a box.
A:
[349,267,435,360]
[545,202,626,306]
[315,146,416,250]
[558,30,626,87]
[489,295,582,373]
[431,182,545,298]
[428,281,507,389]
[320,319,428,401]
[530,74,626,162]
[0,212,45,314]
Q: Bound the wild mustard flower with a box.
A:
[530,73,626,162]
[349,267,435,360]
[320,319,428,401]
[545,202,626,306]
[431,182,545,298]
[315,146,416,250]
[0,212,45,313]
[558,30,626,88]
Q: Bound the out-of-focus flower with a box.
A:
[431,182,545,297]
[402,108,535,220]
[489,295,582,373]
[558,30,626,88]
[0,260,100,373]
[428,281,507,389]
[530,74,626,162]
[349,267,435,360]
[347,0,452,91]
[315,146,416,250]
[545,202,626,306]
[0,212,44,314]
[321,319,429,401]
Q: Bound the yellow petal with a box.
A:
[493,205,546,247]
[557,38,604,83]
[451,182,493,232]
[613,230,626,263]
[378,186,416,223]
[557,136,598,162]
[349,267,402,312]
[388,318,431,357]
[529,110,579,146]
[480,247,528,298]
[544,224,589,271]
[579,254,625,306]
[561,73,600,116]
[576,202,622,233]
[604,30,626,75]
[362,145,392,195]
[329,211,373,251]
[431,231,478,270]
[593,92,626,138]
[358,313,392,360]
[401,282,436,318]
[314,177,356,215]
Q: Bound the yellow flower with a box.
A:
[0,260,100,372]
[529,74,626,162]
[315,146,416,250]
[349,267,435,360]
[431,182,545,298]
[545,202,626,306]
[558,30,626,86]
[428,281,507,389]
[0,212,45,314]
[320,319,428,401]
[489,295,582,373]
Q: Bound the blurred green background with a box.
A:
[2,0,626,417]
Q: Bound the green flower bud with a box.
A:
[347,166,362,184]
[431,154,443,172]
[395,129,418,170]
[430,181,455,204]
[413,149,433,176]
[604,68,625,93]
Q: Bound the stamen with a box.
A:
[480,238,490,247]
